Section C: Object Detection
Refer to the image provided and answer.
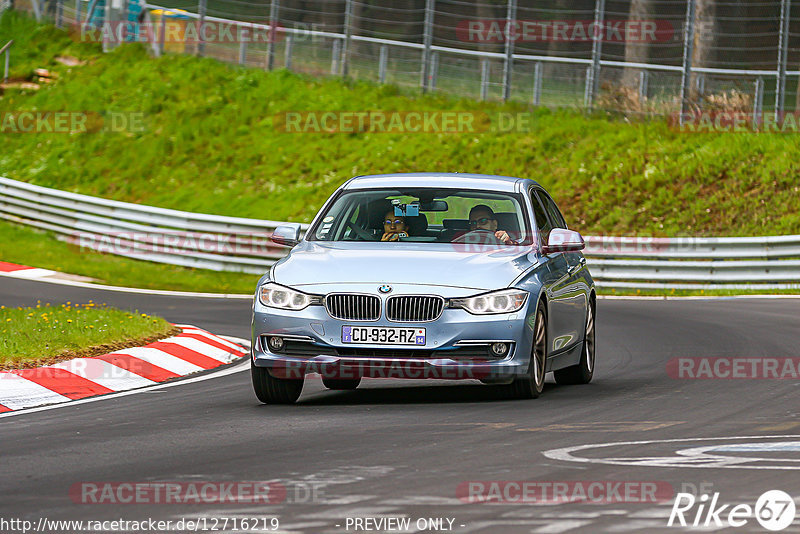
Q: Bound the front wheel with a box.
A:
[504,305,547,399]
[251,359,304,404]
[553,299,595,385]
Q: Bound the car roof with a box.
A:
[342,173,541,193]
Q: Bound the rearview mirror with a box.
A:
[271,223,302,247]
[542,228,585,254]
[420,200,448,211]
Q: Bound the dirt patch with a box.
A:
[0,325,184,371]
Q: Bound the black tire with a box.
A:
[322,377,361,390]
[504,304,547,399]
[251,359,304,404]
[554,297,595,385]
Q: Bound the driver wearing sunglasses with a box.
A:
[468,205,515,244]
[381,210,409,241]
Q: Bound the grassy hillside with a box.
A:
[2,11,799,239]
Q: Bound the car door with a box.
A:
[528,188,569,354]
[533,189,586,353]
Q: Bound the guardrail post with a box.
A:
[341,0,352,76]
[532,61,542,106]
[501,0,517,101]
[56,0,64,28]
[638,70,649,102]
[3,45,10,84]
[679,0,697,125]
[121,0,128,42]
[331,39,340,75]
[158,12,166,57]
[420,0,433,92]
[30,0,41,22]
[238,26,247,65]
[197,0,207,56]
[480,58,489,101]
[83,0,97,24]
[378,44,388,83]
[284,33,293,70]
[429,51,439,91]
[753,77,764,130]
[75,0,82,27]
[266,0,279,70]
[586,0,605,109]
[696,73,705,96]
[583,66,592,108]
[775,0,790,119]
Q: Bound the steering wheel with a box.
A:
[346,221,377,241]
[451,229,504,245]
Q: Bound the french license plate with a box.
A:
[342,326,426,346]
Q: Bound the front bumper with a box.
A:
[251,296,536,381]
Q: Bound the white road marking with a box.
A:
[1,268,57,278]
[543,435,800,470]
[0,270,253,299]
[4,269,798,301]
[532,520,592,533]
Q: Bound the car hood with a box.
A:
[272,241,540,291]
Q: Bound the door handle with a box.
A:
[568,258,586,275]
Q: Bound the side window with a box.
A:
[537,191,567,230]
[529,189,552,244]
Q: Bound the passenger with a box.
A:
[381,210,409,241]
[468,205,515,244]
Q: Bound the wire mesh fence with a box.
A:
[11,0,800,120]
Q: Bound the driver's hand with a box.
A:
[381,232,400,242]
[495,230,514,244]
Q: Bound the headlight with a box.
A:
[258,282,317,310]
[450,289,528,315]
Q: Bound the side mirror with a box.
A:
[271,223,302,247]
[542,228,585,254]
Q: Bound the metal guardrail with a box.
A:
[1,177,798,290]
[0,176,308,274]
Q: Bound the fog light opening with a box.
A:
[491,342,509,357]
[268,336,285,352]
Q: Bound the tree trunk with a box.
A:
[690,0,716,101]
[621,0,652,88]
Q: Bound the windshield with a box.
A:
[309,188,531,245]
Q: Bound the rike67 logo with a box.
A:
[668,490,796,531]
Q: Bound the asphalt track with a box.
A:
[1,276,799,533]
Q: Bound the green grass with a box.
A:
[0,220,260,293]
[1,11,799,295]
[0,301,176,368]
[2,10,799,238]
